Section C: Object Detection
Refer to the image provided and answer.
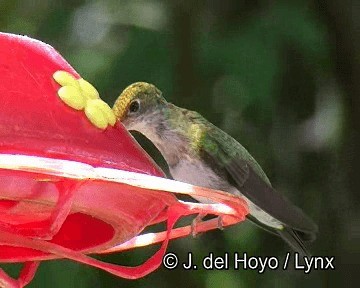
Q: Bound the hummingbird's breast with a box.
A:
[170,157,283,229]
[169,156,230,192]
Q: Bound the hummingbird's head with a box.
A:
[114,82,201,165]
[113,82,167,133]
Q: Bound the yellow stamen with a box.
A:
[53,70,116,129]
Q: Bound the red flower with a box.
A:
[0,33,248,288]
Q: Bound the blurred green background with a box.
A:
[0,0,358,287]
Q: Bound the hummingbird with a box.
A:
[113,82,318,256]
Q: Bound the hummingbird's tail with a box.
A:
[277,227,311,257]
[246,215,314,257]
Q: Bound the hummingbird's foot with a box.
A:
[190,221,198,238]
[217,216,224,230]
[191,214,205,238]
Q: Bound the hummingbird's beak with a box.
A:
[113,84,141,122]
[113,94,128,122]
[113,108,126,122]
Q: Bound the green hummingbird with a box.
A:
[113,82,318,256]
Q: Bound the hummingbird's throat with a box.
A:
[139,122,186,167]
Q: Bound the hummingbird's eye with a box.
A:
[128,100,140,114]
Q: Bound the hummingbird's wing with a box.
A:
[225,157,318,239]
[200,127,318,240]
